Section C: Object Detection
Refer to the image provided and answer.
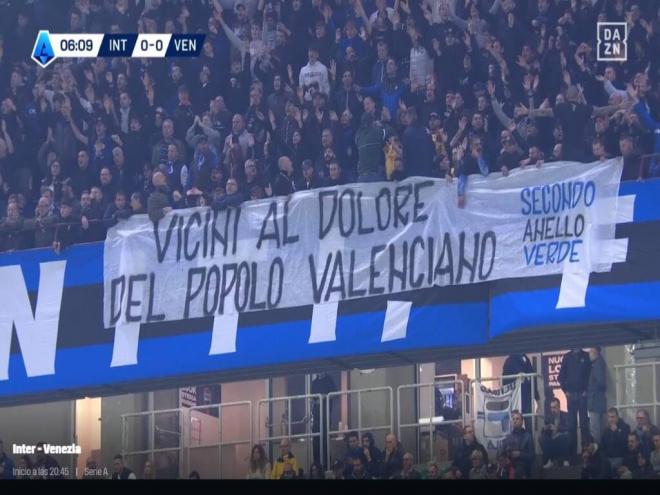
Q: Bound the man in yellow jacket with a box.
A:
[271,438,300,479]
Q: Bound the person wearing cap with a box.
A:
[53,198,85,253]
[297,159,320,190]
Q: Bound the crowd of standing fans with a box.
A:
[0,0,659,254]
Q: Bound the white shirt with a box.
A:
[299,61,331,98]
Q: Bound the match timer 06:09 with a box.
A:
[32,31,204,68]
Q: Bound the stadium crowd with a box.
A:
[0,0,659,253]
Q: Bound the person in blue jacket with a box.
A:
[357,57,410,121]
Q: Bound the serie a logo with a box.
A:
[597,22,627,62]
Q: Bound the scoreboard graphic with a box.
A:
[32,30,204,68]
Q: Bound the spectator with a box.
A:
[297,159,321,190]
[469,449,489,479]
[502,354,538,432]
[103,191,130,228]
[24,196,56,248]
[279,462,297,479]
[623,433,647,473]
[53,198,85,254]
[634,409,660,454]
[394,452,421,479]
[650,433,660,476]
[452,424,489,479]
[558,348,592,462]
[0,439,15,480]
[99,166,116,202]
[323,160,346,187]
[0,0,657,265]
[349,453,371,480]
[602,407,631,472]
[162,144,188,193]
[456,137,489,208]
[342,431,362,478]
[246,444,271,480]
[147,170,173,223]
[402,107,435,177]
[501,410,534,479]
[82,188,106,242]
[33,442,62,479]
[272,156,296,196]
[355,112,387,182]
[0,201,25,252]
[361,432,383,479]
[212,178,244,211]
[381,433,404,479]
[426,461,440,480]
[588,347,608,445]
[308,462,324,480]
[580,437,611,480]
[15,455,33,480]
[632,451,655,479]
[541,397,570,468]
[152,119,186,168]
[270,438,299,480]
[242,158,263,196]
[329,460,345,480]
[299,44,330,100]
[112,147,136,194]
[142,460,155,480]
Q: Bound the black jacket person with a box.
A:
[559,349,592,460]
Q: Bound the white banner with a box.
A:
[474,380,522,451]
[103,159,624,328]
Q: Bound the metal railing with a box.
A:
[257,393,323,475]
[121,407,184,479]
[614,361,660,427]
[186,400,252,479]
[118,373,553,478]
[397,379,468,465]
[325,386,393,468]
